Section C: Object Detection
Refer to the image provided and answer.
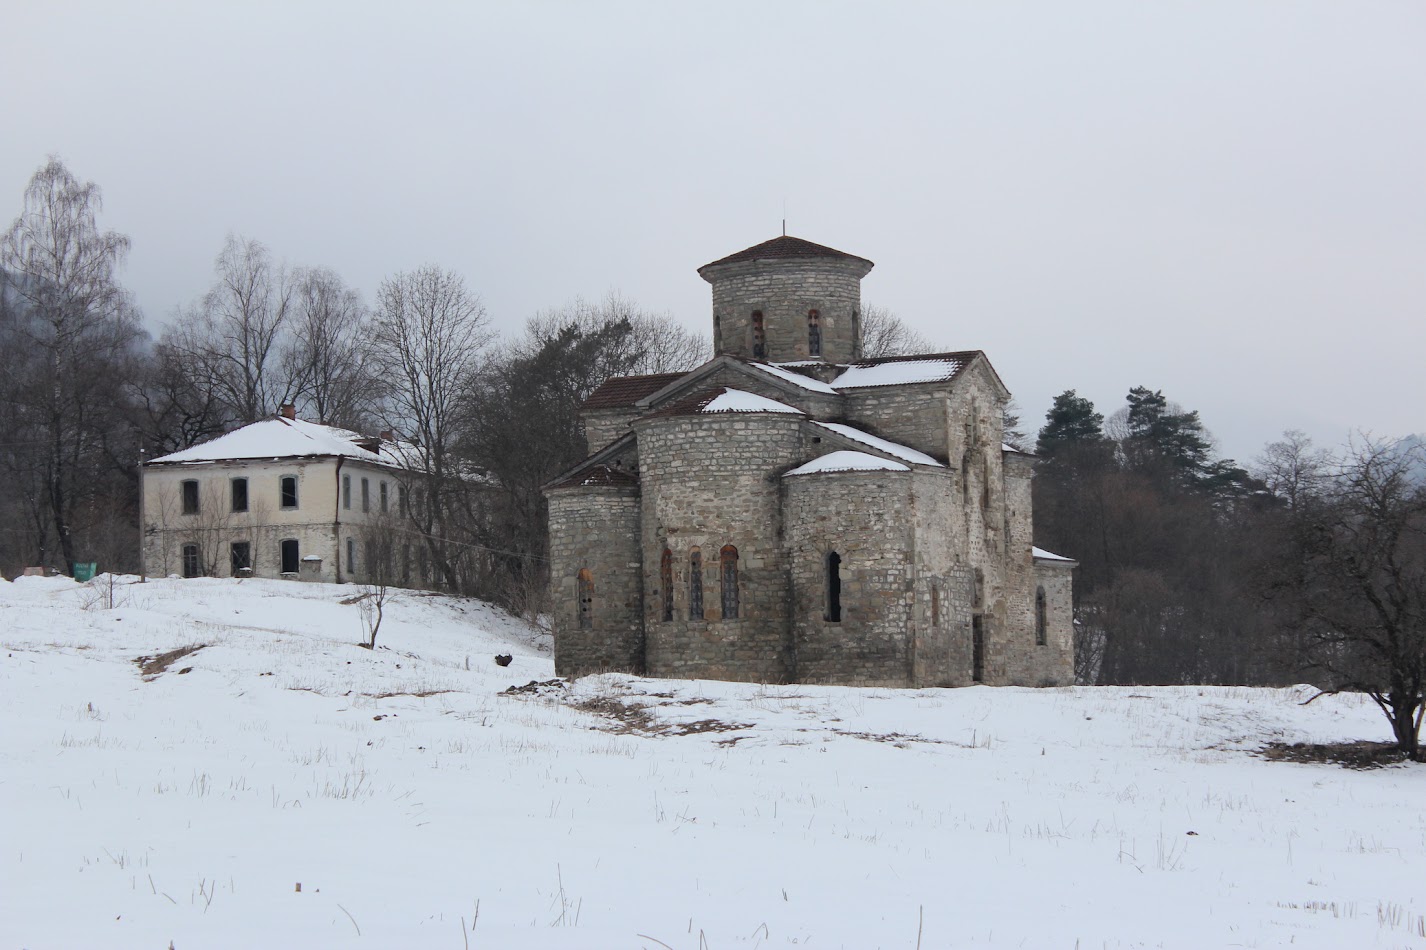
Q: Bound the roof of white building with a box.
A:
[147,417,404,467]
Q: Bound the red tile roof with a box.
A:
[699,235,873,272]
[582,372,685,410]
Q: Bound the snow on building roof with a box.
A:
[831,353,973,389]
[784,451,910,477]
[703,389,803,413]
[1032,546,1076,562]
[811,422,943,467]
[148,418,392,466]
[653,387,806,418]
[746,361,839,394]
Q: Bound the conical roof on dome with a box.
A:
[698,235,873,273]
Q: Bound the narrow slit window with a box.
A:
[931,584,940,628]
[231,477,249,513]
[660,547,673,622]
[751,311,766,359]
[1035,586,1048,646]
[972,616,985,682]
[688,547,703,620]
[825,551,842,622]
[577,568,594,629]
[181,479,200,515]
[720,545,739,620]
[807,309,821,357]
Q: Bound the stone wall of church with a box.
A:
[1030,561,1077,683]
[547,485,645,677]
[907,470,973,687]
[843,385,954,463]
[999,453,1070,685]
[636,412,807,683]
[784,468,919,687]
[583,409,641,454]
[704,258,867,364]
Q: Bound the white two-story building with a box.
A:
[141,406,418,584]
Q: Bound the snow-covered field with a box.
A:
[2,575,1422,950]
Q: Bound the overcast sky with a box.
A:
[5,2,1422,462]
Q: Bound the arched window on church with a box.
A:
[720,545,739,620]
[825,551,842,622]
[577,568,594,630]
[807,309,821,357]
[689,546,704,620]
[660,547,673,622]
[1035,586,1048,646]
[931,584,940,628]
[751,311,766,359]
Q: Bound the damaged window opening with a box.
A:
[577,568,594,629]
[807,309,821,357]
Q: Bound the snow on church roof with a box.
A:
[703,389,803,413]
[811,422,943,467]
[784,451,910,476]
[746,361,839,394]
[148,418,391,465]
[1032,546,1076,563]
[653,387,806,417]
[830,354,971,389]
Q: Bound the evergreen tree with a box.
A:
[1121,386,1213,484]
[1036,389,1105,458]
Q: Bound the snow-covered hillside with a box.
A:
[2,575,1422,949]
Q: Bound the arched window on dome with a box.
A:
[688,546,704,620]
[660,547,673,622]
[751,311,766,359]
[807,309,821,357]
[720,545,739,620]
[577,568,594,630]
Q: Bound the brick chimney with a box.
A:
[279,403,296,420]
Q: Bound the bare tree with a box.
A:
[370,266,493,590]
[1253,430,1332,514]
[0,156,145,572]
[523,291,708,375]
[165,235,295,424]
[860,303,937,358]
[1288,436,1426,758]
[283,267,377,429]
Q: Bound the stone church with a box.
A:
[545,235,1075,687]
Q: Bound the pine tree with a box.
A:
[1036,390,1105,458]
